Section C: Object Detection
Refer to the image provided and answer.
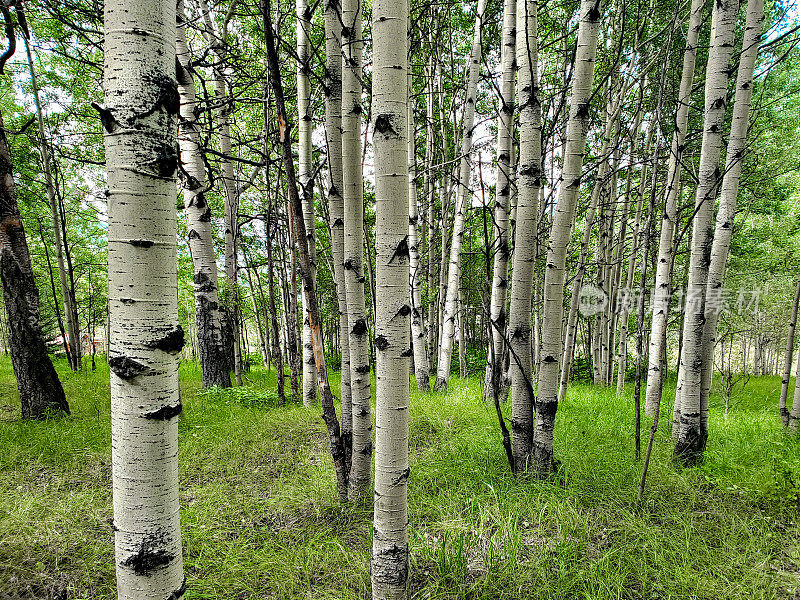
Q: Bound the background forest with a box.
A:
[1,0,800,598]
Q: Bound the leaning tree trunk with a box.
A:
[325,0,352,462]
[0,107,69,419]
[297,0,318,405]
[791,336,800,433]
[176,0,231,389]
[674,0,739,467]
[263,0,349,501]
[433,0,487,391]
[698,0,765,433]
[781,274,800,426]
[408,60,430,391]
[534,0,603,475]
[484,0,516,401]
[371,0,410,595]
[102,0,184,597]
[23,35,82,372]
[507,0,542,474]
[644,0,704,417]
[341,0,372,500]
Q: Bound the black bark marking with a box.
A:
[374,114,397,135]
[355,364,370,375]
[165,577,187,600]
[120,533,176,576]
[392,466,411,484]
[351,318,368,336]
[143,402,182,421]
[146,325,185,354]
[400,347,413,357]
[120,298,136,305]
[375,335,389,351]
[109,356,148,380]
[91,102,119,133]
[389,236,409,264]
[188,229,201,241]
[129,239,155,248]
[396,304,411,318]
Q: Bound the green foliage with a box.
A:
[198,385,283,410]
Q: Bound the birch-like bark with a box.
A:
[484,0,516,400]
[781,274,800,426]
[698,0,764,432]
[298,0,317,405]
[433,0,487,391]
[341,0,371,499]
[644,0,705,416]
[371,0,410,594]
[674,0,739,466]
[507,0,541,473]
[265,207,286,404]
[176,1,231,389]
[791,336,800,432]
[103,0,184,596]
[534,0,603,475]
[325,0,352,458]
[23,35,82,371]
[408,59,430,390]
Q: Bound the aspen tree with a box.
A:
[325,0,352,458]
[176,0,231,389]
[484,0,516,401]
[698,0,765,432]
[23,33,81,371]
[434,0,487,391]
[298,0,317,405]
[534,0,603,474]
[674,0,739,466]
[371,0,410,593]
[780,275,800,426]
[644,0,705,416]
[342,0,372,499]
[102,0,185,596]
[408,49,430,391]
[508,0,542,473]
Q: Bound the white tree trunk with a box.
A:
[484,0,516,400]
[408,63,430,391]
[325,0,352,461]
[698,0,765,430]
[781,275,800,426]
[674,0,739,466]
[371,0,410,594]
[176,1,231,389]
[103,1,185,597]
[297,0,317,405]
[644,0,705,416]
[508,0,542,473]
[23,37,82,372]
[433,0,487,391]
[342,0,371,499]
[534,0,603,474]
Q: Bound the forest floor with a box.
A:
[0,357,799,599]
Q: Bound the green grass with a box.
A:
[0,356,799,599]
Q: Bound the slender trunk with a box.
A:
[408,63,430,390]
[534,0,603,475]
[297,0,317,405]
[102,1,184,596]
[263,0,349,501]
[176,1,231,389]
[371,1,411,594]
[508,0,542,474]
[674,0,739,467]
[325,0,352,461]
[266,208,286,403]
[644,0,705,416]
[23,36,81,371]
[433,0,487,391]
[485,0,516,400]
[698,0,765,436]
[781,275,800,426]
[341,0,372,500]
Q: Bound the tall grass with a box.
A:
[0,357,798,599]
